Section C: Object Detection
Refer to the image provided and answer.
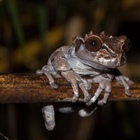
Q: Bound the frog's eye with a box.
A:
[85,36,102,52]
[123,39,131,52]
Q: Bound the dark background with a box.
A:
[0,0,140,140]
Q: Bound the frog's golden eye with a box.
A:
[85,36,102,52]
[123,39,131,52]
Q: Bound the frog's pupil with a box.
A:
[90,40,96,47]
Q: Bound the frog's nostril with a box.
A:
[99,49,110,57]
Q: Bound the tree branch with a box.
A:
[0,73,139,103]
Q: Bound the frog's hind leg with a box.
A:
[42,104,55,131]
[61,70,91,103]
[36,65,58,88]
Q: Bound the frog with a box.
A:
[36,31,133,130]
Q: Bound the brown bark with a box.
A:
[0,73,139,103]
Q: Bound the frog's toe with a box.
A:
[72,96,78,103]
[53,73,61,78]
[129,80,134,85]
[97,100,106,106]
[36,69,43,75]
[84,95,91,103]
[125,89,131,96]
[50,83,58,89]
[86,100,93,106]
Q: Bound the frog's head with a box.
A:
[73,31,131,69]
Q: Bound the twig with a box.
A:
[0,132,10,140]
[0,73,139,103]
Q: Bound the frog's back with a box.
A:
[47,45,72,71]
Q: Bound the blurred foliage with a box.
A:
[0,0,140,140]
[5,0,25,47]
[0,0,140,73]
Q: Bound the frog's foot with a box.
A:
[42,71,58,89]
[115,75,134,96]
[97,93,110,105]
[36,65,59,89]
[61,70,91,103]
[86,75,111,106]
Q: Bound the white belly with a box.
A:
[67,57,100,76]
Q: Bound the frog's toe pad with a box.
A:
[50,83,58,89]
[45,123,55,131]
[72,96,78,103]
[97,100,106,106]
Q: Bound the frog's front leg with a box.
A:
[61,70,91,103]
[86,75,112,106]
[36,65,60,89]
[115,75,134,96]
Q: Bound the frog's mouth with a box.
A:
[77,49,126,70]
[94,48,118,67]
[95,47,127,68]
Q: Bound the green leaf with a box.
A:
[5,0,25,47]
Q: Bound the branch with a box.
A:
[0,74,139,103]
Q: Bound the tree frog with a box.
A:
[36,31,133,130]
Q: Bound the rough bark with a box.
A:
[0,74,139,103]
